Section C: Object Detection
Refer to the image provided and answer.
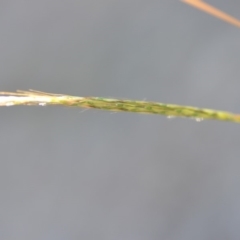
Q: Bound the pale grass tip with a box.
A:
[6,102,14,106]
[38,102,47,106]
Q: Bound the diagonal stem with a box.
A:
[0,90,240,123]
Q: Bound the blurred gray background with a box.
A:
[0,0,240,239]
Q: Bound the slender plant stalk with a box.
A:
[182,0,240,28]
[0,90,240,123]
[0,5,239,124]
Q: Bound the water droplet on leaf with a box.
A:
[195,118,203,122]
